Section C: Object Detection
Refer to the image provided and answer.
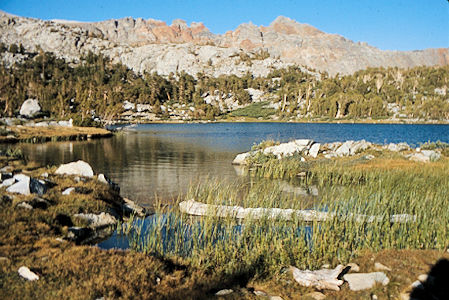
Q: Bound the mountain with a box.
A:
[0,11,447,77]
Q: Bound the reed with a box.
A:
[119,150,449,280]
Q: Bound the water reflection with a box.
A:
[4,122,448,207]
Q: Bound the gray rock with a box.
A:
[346,262,360,272]
[18,266,39,281]
[407,150,441,163]
[343,272,389,291]
[1,177,16,187]
[19,99,41,118]
[232,152,252,165]
[263,140,310,159]
[7,175,30,195]
[73,212,117,228]
[417,274,428,282]
[374,262,391,272]
[55,160,94,177]
[253,290,268,297]
[421,150,441,161]
[309,143,320,158]
[62,187,75,195]
[122,197,147,217]
[97,174,120,192]
[17,202,33,210]
[29,178,48,196]
[335,141,354,156]
[57,119,73,127]
[350,140,371,155]
[215,289,233,296]
[386,142,410,152]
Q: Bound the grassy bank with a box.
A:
[1,146,449,299]
[119,148,449,298]
[0,126,112,144]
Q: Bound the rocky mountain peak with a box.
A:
[0,11,447,77]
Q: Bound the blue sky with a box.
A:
[1,0,448,51]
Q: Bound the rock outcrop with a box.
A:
[19,99,41,118]
[1,11,447,77]
[55,160,94,177]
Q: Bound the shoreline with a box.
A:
[1,139,449,299]
[0,125,113,144]
[112,117,449,125]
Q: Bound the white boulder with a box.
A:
[19,99,41,118]
[55,160,94,177]
[309,143,320,158]
[232,152,252,165]
[343,272,389,291]
[6,175,30,195]
[335,141,354,156]
[18,266,39,281]
[290,265,345,291]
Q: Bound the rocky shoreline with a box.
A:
[1,140,449,299]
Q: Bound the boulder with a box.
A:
[7,175,30,195]
[98,174,120,192]
[232,152,252,165]
[374,262,391,272]
[349,140,371,155]
[421,150,441,161]
[29,178,48,196]
[263,140,310,159]
[335,141,354,156]
[290,265,346,291]
[123,100,136,111]
[17,202,33,210]
[407,150,441,163]
[19,99,41,118]
[57,119,73,127]
[73,212,117,228]
[122,197,148,217]
[55,160,94,177]
[18,266,39,281]
[215,289,233,296]
[346,263,360,272]
[343,272,389,291]
[309,143,320,158]
[1,177,16,187]
[386,142,410,152]
[62,187,75,195]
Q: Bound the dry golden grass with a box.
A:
[0,126,112,143]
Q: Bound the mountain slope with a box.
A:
[0,11,447,77]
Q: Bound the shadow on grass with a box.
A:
[410,258,449,300]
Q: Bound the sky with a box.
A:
[1,0,448,51]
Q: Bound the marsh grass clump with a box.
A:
[120,155,449,283]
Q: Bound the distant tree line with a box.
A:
[0,43,448,124]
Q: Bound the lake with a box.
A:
[6,122,449,206]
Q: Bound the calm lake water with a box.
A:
[6,122,449,206]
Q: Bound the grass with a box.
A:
[230,102,276,118]
[0,125,112,144]
[117,146,449,298]
[2,144,449,299]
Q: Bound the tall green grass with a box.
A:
[119,156,449,279]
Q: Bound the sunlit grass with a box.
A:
[119,154,449,279]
